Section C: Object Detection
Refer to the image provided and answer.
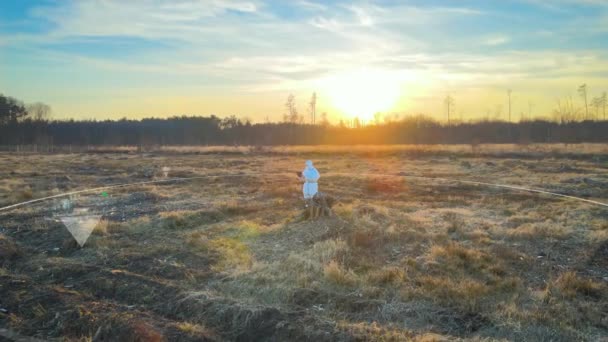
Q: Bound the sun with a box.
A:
[321,68,403,121]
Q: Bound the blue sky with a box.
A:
[1,0,607,121]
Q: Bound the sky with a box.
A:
[1,0,607,123]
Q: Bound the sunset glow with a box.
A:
[1,1,607,122]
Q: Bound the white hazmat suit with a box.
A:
[302,160,320,200]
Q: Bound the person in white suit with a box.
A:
[300,160,320,200]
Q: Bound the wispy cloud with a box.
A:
[347,6,374,26]
[519,0,608,11]
[29,0,261,41]
[483,34,511,46]
[295,1,327,12]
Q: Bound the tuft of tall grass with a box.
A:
[324,260,357,286]
[547,271,605,300]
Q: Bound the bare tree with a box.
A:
[285,94,298,123]
[554,96,581,123]
[309,92,316,124]
[444,95,454,126]
[578,84,588,120]
[601,92,607,120]
[320,112,329,126]
[26,102,52,121]
[591,96,602,120]
[494,105,503,121]
[373,112,383,125]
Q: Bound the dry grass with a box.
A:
[174,321,214,337]
[186,226,254,272]
[507,222,569,240]
[366,266,406,285]
[1,148,607,341]
[323,260,357,286]
[337,321,416,341]
[155,143,608,156]
[208,238,252,272]
[548,271,605,300]
[365,177,406,194]
[428,242,493,272]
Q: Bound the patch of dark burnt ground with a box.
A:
[589,207,608,220]
[2,222,366,341]
[289,288,490,338]
[587,239,608,269]
[0,278,218,341]
[546,179,608,200]
[166,292,352,342]
[0,208,56,224]
[109,248,215,282]
[0,234,21,267]
[426,309,490,336]
[1,258,352,341]
[0,215,79,256]
[67,165,108,176]
[0,240,214,340]
[98,191,161,222]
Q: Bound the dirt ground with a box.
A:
[0,145,607,341]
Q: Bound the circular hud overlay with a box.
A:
[0,151,607,341]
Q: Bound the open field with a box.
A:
[1,143,608,156]
[0,145,607,341]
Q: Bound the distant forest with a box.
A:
[1,94,607,146]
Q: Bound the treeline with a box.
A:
[1,115,606,146]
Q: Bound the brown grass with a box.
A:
[324,260,357,286]
[174,321,214,337]
[337,321,416,341]
[365,177,406,194]
[508,222,568,240]
[548,271,605,300]
[366,266,406,285]
[18,187,34,201]
[429,242,492,270]
[413,276,490,312]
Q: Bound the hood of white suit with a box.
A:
[302,160,320,181]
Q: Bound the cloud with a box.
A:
[13,1,604,84]
[484,35,511,46]
[295,1,327,12]
[309,17,341,31]
[347,6,374,26]
[29,0,260,41]
[519,0,608,11]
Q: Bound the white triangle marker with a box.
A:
[60,215,101,247]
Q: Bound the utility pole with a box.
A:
[309,92,317,124]
[578,84,588,120]
[507,89,512,123]
[444,95,454,126]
